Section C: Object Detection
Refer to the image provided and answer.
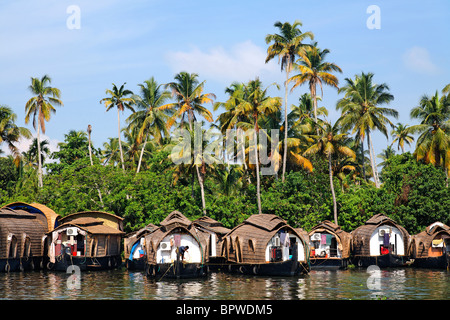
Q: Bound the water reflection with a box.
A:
[0,268,449,300]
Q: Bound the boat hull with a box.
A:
[224,260,309,276]
[412,253,450,269]
[0,257,44,272]
[125,257,147,271]
[352,253,407,268]
[310,257,350,270]
[47,254,122,271]
[146,262,207,280]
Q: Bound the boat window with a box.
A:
[8,235,17,258]
[248,239,255,252]
[23,237,31,258]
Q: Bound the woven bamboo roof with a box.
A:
[1,202,61,232]
[53,217,124,235]
[159,210,192,230]
[193,216,231,235]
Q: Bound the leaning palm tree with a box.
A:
[162,72,216,215]
[100,83,135,171]
[233,78,282,215]
[127,77,171,173]
[25,75,63,187]
[336,72,397,188]
[409,91,450,176]
[391,122,414,153]
[0,105,32,163]
[289,42,342,125]
[265,20,314,182]
[303,121,356,225]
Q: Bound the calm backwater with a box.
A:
[0,267,448,300]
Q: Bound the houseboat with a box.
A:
[144,211,208,279]
[46,211,124,271]
[309,220,352,269]
[409,222,450,269]
[351,213,410,268]
[0,207,48,272]
[0,202,60,271]
[124,223,158,270]
[220,214,310,276]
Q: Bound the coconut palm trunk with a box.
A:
[328,153,338,225]
[254,122,262,215]
[117,108,125,171]
[367,132,380,188]
[36,120,43,188]
[281,67,290,182]
[136,134,147,174]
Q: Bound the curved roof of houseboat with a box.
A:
[52,217,124,235]
[59,211,124,231]
[1,201,60,232]
[193,216,231,235]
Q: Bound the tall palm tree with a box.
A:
[391,122,414,153]
[25,75,63,187]
[265,20,314,182]
[127,77,171,173]
[289,42,342,125]
[303,121,355,225]
[336,72,397,188]
[409,91,450,175]
[163,72,216,215]
[233,78,282,214]
[100,83,135,171]
[0,105,32,162]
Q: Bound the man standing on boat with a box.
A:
[178,246,189,261]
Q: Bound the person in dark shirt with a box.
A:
[178,246,189,261]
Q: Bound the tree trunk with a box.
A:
[282,68,289,182]
[136,134,147,173]
[254,125,262,215]
[36,122,43,188]
[367,132,380,188]
[196,165,207,216]
[117,108,125,171]
[360,138,366,181]
[329,154,338,225]
[369,132,380,186]
[88,128,93,166]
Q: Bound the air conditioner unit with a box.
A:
[273,237,281,247]
[378,229,387,237]
[160,242,171,251]
[311,233,321,241]
[66,227,78,236]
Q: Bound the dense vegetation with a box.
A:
[1,21,449,235]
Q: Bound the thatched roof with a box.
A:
[52,216,124,236]
[0,208,48,258]
[410,222,450,258]
[193,216,231,236]
[124,223,159,258]
[59,211,123,231]
[309,220,352,258]
[1,202,61,232]
[160,210,192,229]
[351,214,410,256]
[221,214,308,264]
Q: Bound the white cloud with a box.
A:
[165,41,280,83]
[402,46,439,75]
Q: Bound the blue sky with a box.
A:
[0,0,449,160]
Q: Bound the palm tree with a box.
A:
[25,75,63,187]
[377,145,396,168]
[233,78,282,214]
[100,83,135,171]
[409,91,450,176]
[0,105,32,162]
[102,137,121,166]
[127,77,171,173]
[163,72,216,215]
[391,122,414,153]
[336,72,397,188]
[25,138,50,168]
[265,20,314,182]
[289,42,342,125]
[303,121,356,225]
